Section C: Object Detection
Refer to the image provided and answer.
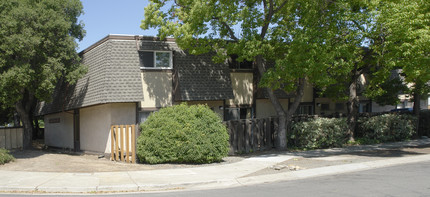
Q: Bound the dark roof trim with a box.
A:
[80,34,176,55]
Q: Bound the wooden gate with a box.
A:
[110,125,136,163]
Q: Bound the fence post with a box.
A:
[110,125,114,161]
[115,126,120,161]
[120,125,125,161]
[132,124,136,163]
[237,120,245,153]
[245,120,251,153]
[126,125,130,163]
[255,119,262,151]
[265,117,272,149]
[226,121,235,155]
[273,117,279,148]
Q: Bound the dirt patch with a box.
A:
[0,148,243,173]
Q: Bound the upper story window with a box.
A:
[139,51,172,69]
[228,54,253,70]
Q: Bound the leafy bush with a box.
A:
[289,118,349,149]
[0,148,15,165]
[137,103,230,164]
[358,114,416,142]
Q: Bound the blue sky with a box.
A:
[76,0,158,52]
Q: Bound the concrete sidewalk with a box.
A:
[1,138,430,193]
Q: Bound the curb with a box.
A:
[235,154,430,186]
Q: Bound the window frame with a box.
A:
[139,50,173,69]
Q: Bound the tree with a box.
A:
[142,0,376,149]
[0,0,86,148]
[374,0,430,116]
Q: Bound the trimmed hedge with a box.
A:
[137,103,230,164]
[358,114,417,142]
[289,118,349,149]
[288,113,417,149]
[0,148,14,165]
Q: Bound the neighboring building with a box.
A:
[38,34,427,154]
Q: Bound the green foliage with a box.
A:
[358,114,417,142]
[0,148,15,165]
[289,118,349,149]
[0,104,14,125]
[373,0,430,101]
[0,0,86,107]
[365,76,408,106]
[137,103,230,164]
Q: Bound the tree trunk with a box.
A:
[413,88,421,137]
[285,77,306,144]
[255,55,288,150]
[266,87,287,149]
[15,90,35,149]
[347,77,358,142]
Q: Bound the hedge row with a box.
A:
[288,113,418,149]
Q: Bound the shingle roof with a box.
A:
[174,50,234,101]
[38,36,144,115]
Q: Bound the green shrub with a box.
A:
[137,103,230,164]
[0,148,15,165]
[358,114,416,142]
[289,118,349,149]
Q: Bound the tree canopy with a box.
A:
[142,0,429,147]
[0,0,86,148]
[373,0,430,113]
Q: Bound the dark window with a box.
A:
[228,54,253,69]
[359,102,371,113]
[240,108,248,119]
[225,107,252,120]
[226,108,240,120]
[296,105,313,115]
[155,52,170,67]
[139,51,172,68]
[321,103,330,111]
[139,51,154,67]
[335,103,344,111]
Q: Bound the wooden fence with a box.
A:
[0,127,23,149]
[110,125,136,163]
[225,117,279,155]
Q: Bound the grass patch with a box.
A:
[0,148,15,165]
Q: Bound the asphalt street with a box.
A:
[2,160,429,197]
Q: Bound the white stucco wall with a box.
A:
[44,112,74,149]
[79,103,136,153]
[79,104,111,153]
